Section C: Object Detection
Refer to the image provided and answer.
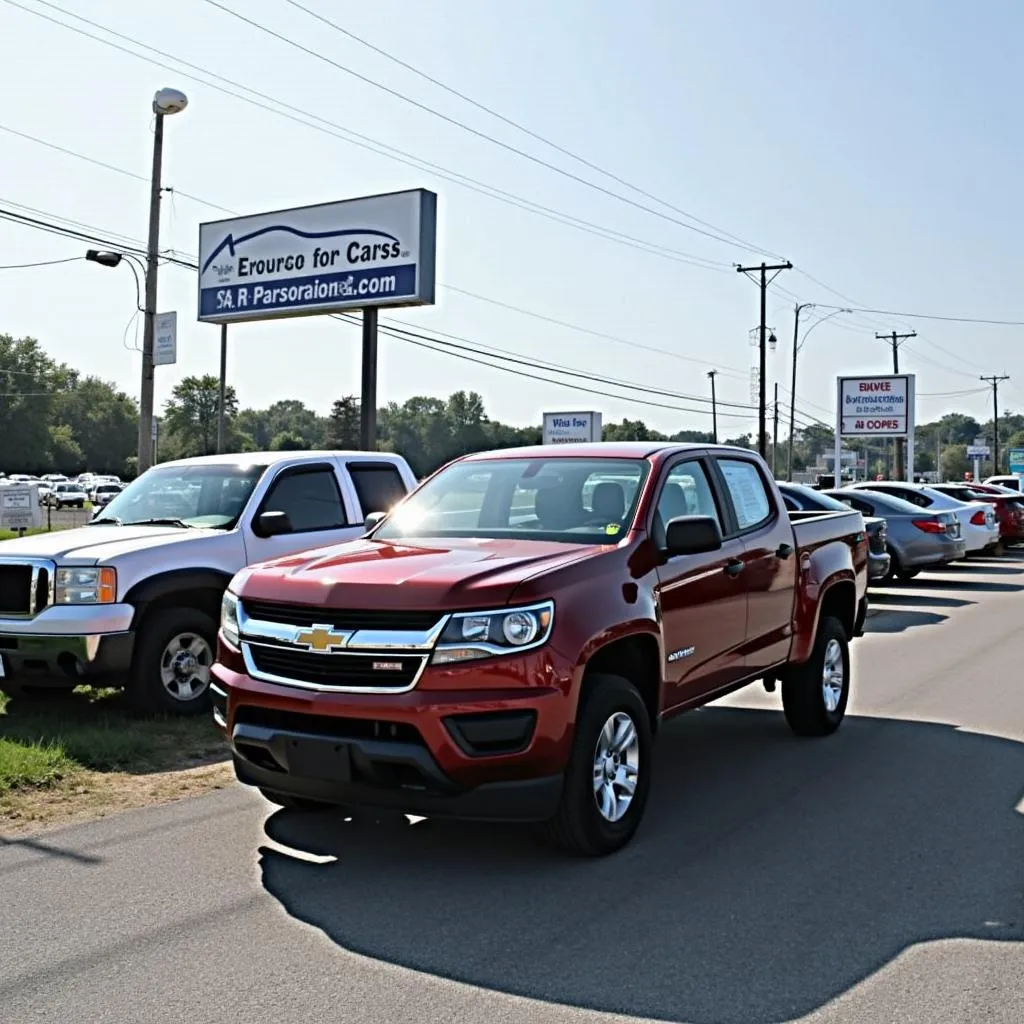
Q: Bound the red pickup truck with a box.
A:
[212,443,869,855]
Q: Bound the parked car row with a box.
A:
[0,471,126,507]
[778,477,1021,585]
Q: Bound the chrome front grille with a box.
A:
[0,558,55,618]
[237,599,449,694]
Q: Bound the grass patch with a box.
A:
[0,525,66,541]
[0,686,227,796]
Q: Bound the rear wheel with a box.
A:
[781,615,850,737]
[542,673,653,856]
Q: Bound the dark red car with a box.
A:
[213,443,868,856]
[932,483,1024,545]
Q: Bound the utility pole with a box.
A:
[707,370,718,443]
[772,382,779,477]
[737,260,792,459]
[788,301,812,480]
[980,374,1010,472]
[875,329,916,478]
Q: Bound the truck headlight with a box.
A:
[431,601,554,665]
[220,590,240,648]
[55,567,116,604]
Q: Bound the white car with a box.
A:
[0,450,418,716]
[848,482,1000,554]
[983,475,1023,493]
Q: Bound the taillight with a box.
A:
[913,519,946,534]
[970,510,986,525]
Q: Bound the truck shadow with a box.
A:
[257,709,1024,1024]
[862,609,948,633]
[868,592,974,608]
[914,577,1024,593]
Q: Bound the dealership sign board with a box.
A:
[197,189,437,324]
[835,374,916,482]
[542,411,603,444]
[837,374,914,437]
[153,311,177,365]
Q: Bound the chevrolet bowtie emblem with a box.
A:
[293,624,350,653]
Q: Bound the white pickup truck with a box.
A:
[0,450,417,715]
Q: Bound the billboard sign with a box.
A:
[153,311,177,365]
[1008,449,1024,476]
[197,189,437,324]
[966,444,990,458]
[0,483,42,531]
[542,411,603,444]
[837,374,913,437]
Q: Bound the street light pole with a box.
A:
[707,370,718,443]
[138,88,187,475]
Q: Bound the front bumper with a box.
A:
[0,604,136,684]
[212,655,574,822]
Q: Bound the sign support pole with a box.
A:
[216,323,228,454]
[834,378,843,487]
[360,307,378,451]
[905,374,916,482]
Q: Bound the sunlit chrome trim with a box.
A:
[0,556,55,619]
[241,642,429,694]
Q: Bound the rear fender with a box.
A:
[790,540,857,663]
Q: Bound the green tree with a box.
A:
[602,419,667,442]
[47,424,85,474]
[270,430,308,451]
[53,376,138,473]
[0,334,74,472]
[162,375,239,457]
[324,396,361,449]
[940,444,970,481]
[237,400,324,450]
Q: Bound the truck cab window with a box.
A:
[348,464,407,518]
[261,467,346,532]
[717,458,772,530]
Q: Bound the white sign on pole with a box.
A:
[835,374,916,483]
[966,444,990,458]
[0,483,42,531]
[197,189,437,324]
[153,311,177,365]
[542,411,603,444]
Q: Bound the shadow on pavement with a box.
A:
[863,609,948,632]
[914,577,1024,593]
[869,592,974,609]
[257,708,1024,1024]
[945,563,1023,575]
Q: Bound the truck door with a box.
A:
[243,461,366,565]
[711,456,797,676]
[653,457,749,709]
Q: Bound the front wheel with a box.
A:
[780,615,850,737]
[542,673,653,856]
[127,606,217,716]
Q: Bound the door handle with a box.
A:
[724,559,745,577]
[776,543,794,559]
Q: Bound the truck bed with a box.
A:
[789,508,865,553]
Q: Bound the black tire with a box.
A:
[126,606,217,716]
[781,615,850,737]
[541,673,653,857]
[258,788,338,812]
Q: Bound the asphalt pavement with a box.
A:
[2,556,1022,1024]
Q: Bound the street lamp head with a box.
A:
[153,87,188,116]
[768,331,778,351]
[85,249,123,268]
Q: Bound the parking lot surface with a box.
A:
[1,556,1022,1024]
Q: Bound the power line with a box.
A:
[0,255,81,269]
[204,0,777,257]
[277,0,781,259]
[821,302,1024,328]
[5,0,735,273]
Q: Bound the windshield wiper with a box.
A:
[87,515,123,526]
[124,517,194,529]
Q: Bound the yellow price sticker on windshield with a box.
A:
[605,523,621,535]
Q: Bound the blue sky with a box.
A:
[1,0,1021,438]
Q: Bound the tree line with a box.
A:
[3,332,1022,480]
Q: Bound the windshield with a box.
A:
[374,457,651,544]
[96,462,268,528]
[57,484,80,493]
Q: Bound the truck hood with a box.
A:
[0,524,228,564]
[234,536,602,610]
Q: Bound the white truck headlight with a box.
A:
[431,601,554,665]
[55,567,117,604]
[220,591,240,647]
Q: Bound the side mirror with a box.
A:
[362,511,387,533]
[254,510,293,538]
[664,515,722,556]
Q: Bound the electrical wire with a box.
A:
[0,255,81,269]
[277,0,783,259]
[3,0,734,274]
[204,0,778,258]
